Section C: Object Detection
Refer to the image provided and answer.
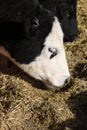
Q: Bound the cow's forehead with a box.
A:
[33,10,54,40]
[44,17,63,48]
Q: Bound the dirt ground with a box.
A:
[0,0,87,130]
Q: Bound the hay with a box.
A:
[0,0,87,129]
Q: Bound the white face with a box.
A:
[19,17,70,89]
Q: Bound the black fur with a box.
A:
[0,2,54,64]
[0,0,38,22]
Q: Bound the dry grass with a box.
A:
[0,0,87,129]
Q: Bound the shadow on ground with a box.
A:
[74,63,87,80]
[0,55,48,90]
[48,91,87,130]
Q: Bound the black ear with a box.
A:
[27,0,39,15]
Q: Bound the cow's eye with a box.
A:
[48,47,58,59]
[31,17,39,29]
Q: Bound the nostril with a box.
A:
[64,77,70,85]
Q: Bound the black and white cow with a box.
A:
[0,0,70,89]
[39,0,78,42]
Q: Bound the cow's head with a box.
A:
[18,7,70,89]
[0,6,70,89]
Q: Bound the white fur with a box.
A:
[0,17,70,89]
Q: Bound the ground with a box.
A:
[0,0,87,129]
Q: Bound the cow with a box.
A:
[39,0,78,42]
[0,0,70,89]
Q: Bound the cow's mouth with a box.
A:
[44,77,72,92]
